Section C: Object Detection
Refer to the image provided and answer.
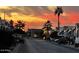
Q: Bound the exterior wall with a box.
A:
[28,29,43,38]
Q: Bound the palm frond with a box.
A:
[54,7,63,15]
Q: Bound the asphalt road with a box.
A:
[12,38,79,53]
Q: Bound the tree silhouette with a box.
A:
[10,20,14,26]
[15,20,25,30]
[55,6,63,30]
[9,20,14,29]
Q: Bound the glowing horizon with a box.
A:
[0,6,79,31]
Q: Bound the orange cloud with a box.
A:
[0,6,79,30]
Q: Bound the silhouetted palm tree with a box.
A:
[55,6,63,30]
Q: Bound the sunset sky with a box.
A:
[0,6,79,30]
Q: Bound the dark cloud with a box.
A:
[0,6,79,17]
[63,6,79,12]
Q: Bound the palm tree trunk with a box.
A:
[58,15,60,30]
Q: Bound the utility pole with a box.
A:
[4,11,5,20]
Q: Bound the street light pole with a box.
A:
[4,11,5,20]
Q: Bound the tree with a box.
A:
[9,20,14,29]
[55,6,63,30]
[14,20,25,34]
[15,20,25,30]
[10,20,14,26]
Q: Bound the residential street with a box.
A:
[12,38,79,53]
